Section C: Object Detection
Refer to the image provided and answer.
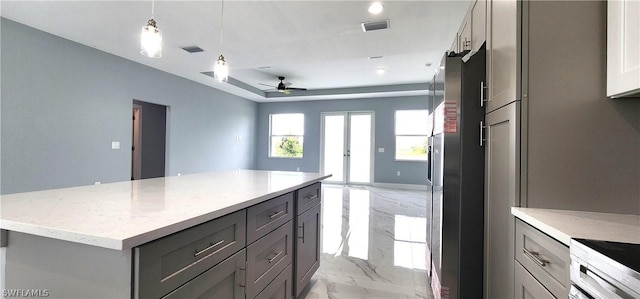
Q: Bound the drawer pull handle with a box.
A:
[306,194,319,200]
[194,239,225,257]
[523,248,549,267]
[269,210,285,219]
[268,250,284,263]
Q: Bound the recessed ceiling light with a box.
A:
[425,63,432,67]
[376,68,385,75]
[368,2,384,14]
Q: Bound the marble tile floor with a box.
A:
[300,185,434,299]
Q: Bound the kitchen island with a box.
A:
[0,170,329,298]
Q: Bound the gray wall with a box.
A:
[255,96,429,185]
[1,18,257,194]
[523,1,640,214]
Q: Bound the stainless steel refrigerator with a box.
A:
[428,48,485,299]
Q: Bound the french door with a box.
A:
[320,112,374,185]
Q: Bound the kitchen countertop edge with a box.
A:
[1,173,330,250]
[511,207,640,246]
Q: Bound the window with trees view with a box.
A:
[395,110,428,161]
[270,113,304,158]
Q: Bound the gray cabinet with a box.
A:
[247,192,293,244]
[162,249,247,299]
[293,185,322,297]
[294,203,321,297]
[134,183,323,299]
[515,219,569,298]
[485,0,519,113]
[135,210,247,298]
[514,261,555,299]
[255,264,292,299]
[484,102,520,299]
[471,0,486,51]
[246,221,293,299]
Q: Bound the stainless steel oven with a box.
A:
[570,239,640,299]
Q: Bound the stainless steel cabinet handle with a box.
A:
[239,261,247,288]
[480,121,487,147]
[298,223,305,243]
[523,248,549,267]
[269,210,285,219]
[480,81,488,107]
[306,194,319,200]
[268,250,284,263]
[194,239,225,257]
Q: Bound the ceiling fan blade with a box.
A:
[284,82,292,87]
[258,83,276,88]
[286,87,308,91]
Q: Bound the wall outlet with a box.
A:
[296,167,300,171]
[378,148,385,153]
[111,141,120,149]
[397,171,401,176]
[94,181,101,185]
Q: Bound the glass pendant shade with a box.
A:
[141,19,162,58]
[214,55,229,82]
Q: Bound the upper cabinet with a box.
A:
[456,0,487,53]
[485,0,519,113]
[471,0,487,51]
[607,0,640,98]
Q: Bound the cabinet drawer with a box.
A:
[254,264,292,299]
[296,183,321,215]
[162,249,246,299]
[135,210,246,298]
[515,219,569,298]
[247,192,293,244]
[514,261,555,299]
[246,221,293,299]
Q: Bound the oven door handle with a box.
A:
[578,269,627,299]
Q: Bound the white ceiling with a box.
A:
[1,0,469,102]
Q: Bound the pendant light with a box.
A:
[214,0,229,82]
[141,0,162,58]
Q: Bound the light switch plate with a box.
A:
[378,148,385,153]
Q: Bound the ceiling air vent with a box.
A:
[181,46,204,53]
[361,19,389,32]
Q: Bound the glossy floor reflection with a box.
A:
[301,185,433,299]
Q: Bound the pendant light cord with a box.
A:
[151,0,155,19]
[219,0,225,53]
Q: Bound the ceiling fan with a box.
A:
[259,76,307,95]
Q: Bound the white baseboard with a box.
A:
[322,181,429,191]
[371,182,428,191]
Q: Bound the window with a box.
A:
[269,113,304,158]
[395,110,429,161]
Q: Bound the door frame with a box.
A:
[132,104,143,180]
[319,111,375,185]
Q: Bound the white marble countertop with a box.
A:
[0,170,330,250]
[512,207,640,246]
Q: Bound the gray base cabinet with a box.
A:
[162,249,247,299]
[294,204,321,297]
[294,182,322,297]
[135,182,322,299]
[514,261,554,299]
[484,102,520,299]
[255,265,293,299]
